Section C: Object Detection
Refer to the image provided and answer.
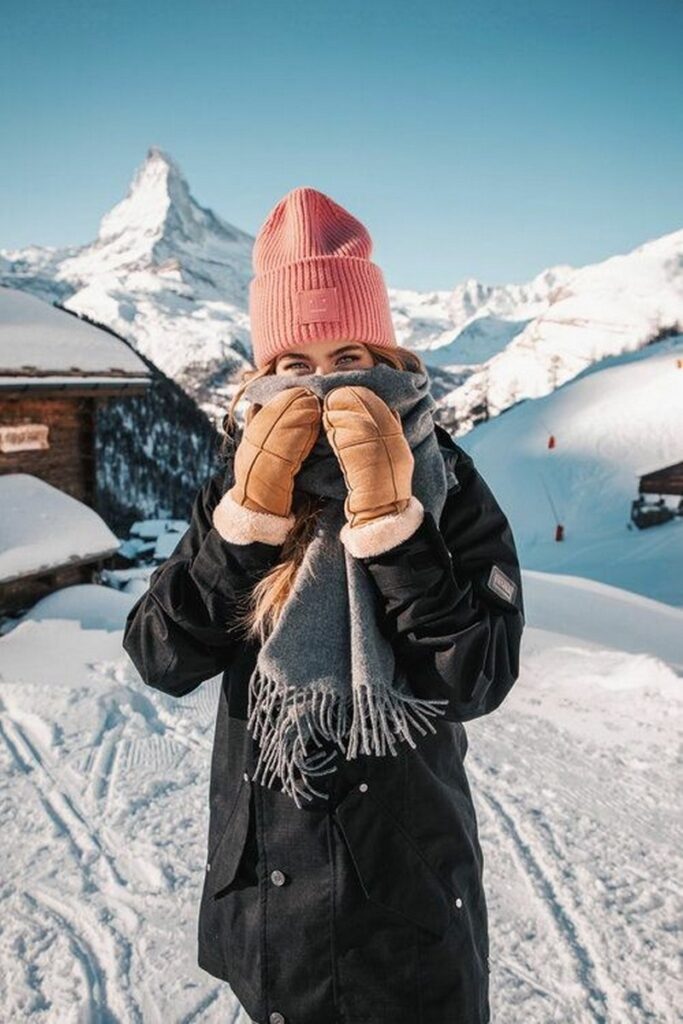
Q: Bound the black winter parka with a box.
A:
[122,423,525,1024]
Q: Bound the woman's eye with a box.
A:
[282,354,360,372]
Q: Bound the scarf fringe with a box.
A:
[247,667,450,809]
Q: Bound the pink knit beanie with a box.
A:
[248,186,397,369]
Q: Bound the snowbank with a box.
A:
[0,474,119,582]
[522,569,683,670]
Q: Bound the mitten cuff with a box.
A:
[212,490,296,547]
[340,496,425,558]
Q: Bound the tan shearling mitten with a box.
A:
[322,385,424,557]
[213,386,322,545]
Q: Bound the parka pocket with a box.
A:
[333,782,458,938]
[206,778,252,900]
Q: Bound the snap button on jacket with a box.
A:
[122,424,525,1024]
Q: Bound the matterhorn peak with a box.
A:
[91,145,251,274]
[131,145,191,207]
[95,145,198,248]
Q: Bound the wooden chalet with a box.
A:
[0,285,152,613]
[638,461,683,497]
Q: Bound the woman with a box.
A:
[123,187,525,1024]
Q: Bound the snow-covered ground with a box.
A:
[0,569,680,1023]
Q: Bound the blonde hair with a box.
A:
[220,343,426,645]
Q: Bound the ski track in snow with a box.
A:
[0,663,250,1024]
[23,889,119,1024]
[470,764,618,1023]
[0,703,143,1022]
[0,629,680,1023]
[465,699,681,1024]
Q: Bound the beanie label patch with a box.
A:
[297,287,340,324]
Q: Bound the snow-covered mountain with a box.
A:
[392,264,575,367]
[1,146,682,430]
[440,228,683,432]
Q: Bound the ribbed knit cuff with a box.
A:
[340,496,425,558]
[212,490,296,547]
[250,255,396,368]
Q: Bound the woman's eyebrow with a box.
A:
[281,344,362,360]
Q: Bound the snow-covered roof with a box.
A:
[0,285,151,381]
[0,474,120,583]
[0,374,150,392]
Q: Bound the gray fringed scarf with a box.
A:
[240,362,456,808]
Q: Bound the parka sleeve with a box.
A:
[122,472,287,698]
[356,449,525,722]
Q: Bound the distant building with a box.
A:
[0,286,155,613]
[0,285,151,507]
[1,284,224,559]
[638,460,683,498]
[630,460,683,530]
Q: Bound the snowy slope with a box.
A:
[458,333,683,606]
[0,576,679,1023]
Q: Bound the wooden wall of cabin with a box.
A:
[0,395,96,505]
[0,560,101,616]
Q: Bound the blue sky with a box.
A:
[1,0,682,290]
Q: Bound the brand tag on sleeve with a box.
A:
[487,564,517,604]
